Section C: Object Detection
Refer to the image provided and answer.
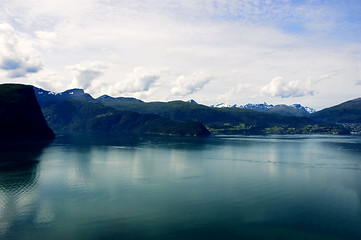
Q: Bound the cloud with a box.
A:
[171,72,211,96]
[110,67,160,95]
[35,31,58,49]
[67,61,109,90]
[261,77,315,98]
[218,83,253,100]
[0,22,42,78]
[29,69,65,91]
[356,80,361,86]
[0,1,360,109]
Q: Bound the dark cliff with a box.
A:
[0,84,55,141]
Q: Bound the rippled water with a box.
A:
[1,133,361,240]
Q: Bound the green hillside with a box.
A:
[32,86,351,135]
[98,98,348,134]
[42,99,210,136]
[310,98,361,123]
[268,105,310,117]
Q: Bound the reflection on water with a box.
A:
[0,141,50,239]
[0,141,51,192]
[0,134,361,240]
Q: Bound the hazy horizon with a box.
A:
[1,0,360,109]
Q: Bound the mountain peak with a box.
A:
[62,89,85,96]
[97,95,114,100]
[210,103,240,108]
[187,99,198,104]
[33,87,94,108]
[210,102,315,116]
[96,95,143,103]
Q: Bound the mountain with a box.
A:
[210,103,241,108]
[310,98,361,123]
[34,86,351,135]
[97,98,347,135]
[97,95,144,103]
[0,84,55,141]
[211,102,315,117]
[308,98,361,134]
[187,99,198,104]
[44,100,210,136]
[35,88,210,137]
[34,87,94,108]
[268,104,315,117]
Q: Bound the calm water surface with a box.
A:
[1,133,361,240]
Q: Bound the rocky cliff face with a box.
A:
[0,84,55,141]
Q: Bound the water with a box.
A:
[1,133,361,240]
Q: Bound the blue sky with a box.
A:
[0,0,360,109]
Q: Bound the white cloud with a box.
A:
[171,72,211,96]
[0,1,360,109]
[29,69,65,92]
[67,61,109,90]
[218,83,254,100]
[0,22,42,78]
[109,67,160,95]
[261,77,315,98]
[35,31,58,49]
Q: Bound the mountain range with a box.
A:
[33,87,360,135]
[211,102,315,117]
[34,87,210,137]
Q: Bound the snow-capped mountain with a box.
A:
[291,104,316,114]
[210,102,315,116]
[242,102,274,111]
[34,87,90,98]
[187,99,198,104]
[33,87,94,108]
[210,103,240,108]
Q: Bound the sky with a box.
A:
[0,0,360,110]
